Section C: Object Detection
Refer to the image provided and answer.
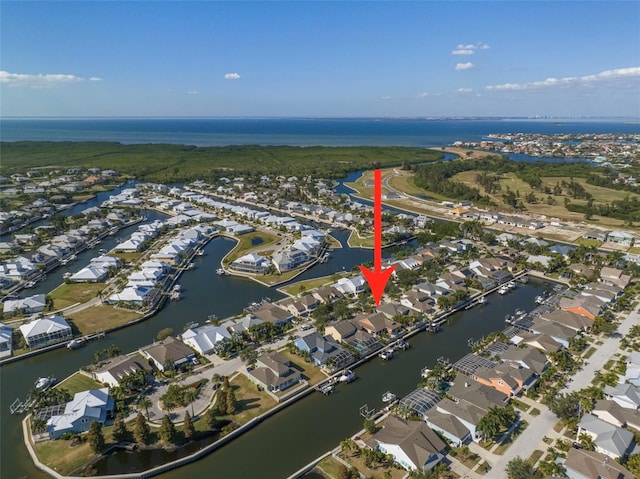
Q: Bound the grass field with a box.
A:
[67,305,141,335]
[33,435,95,476]
[316,456,344,479]
[338,450,406,479]
[112,252,144,264]
[222,231,281,265]
[281,275,339,296]
[279,350,327,385]
[50,283,105,310]
[56,372,104,395]
[260,268,305,286]
[226,374,278,426]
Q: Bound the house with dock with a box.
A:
[46,388,115,439]
[247,352,302,393]
[140,336,196,371]
[19,315,72,349]
[92,354,152,387]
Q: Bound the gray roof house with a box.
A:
[366,415,446,472]
[46,388,115,439]
[3,293,46,316]
[425,410,472,447]
[0,323,12,358]
[577,413,635,459]
[564,448,635,479]
[92,354,152,387]
[19,315,72,349]
[603,383,640,410]
[140,336,196,371]
[247,352,302,393]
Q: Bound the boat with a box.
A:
[507,281,516,289]
[35,376,56,390]
[515,308,526,317]
[382,391,397,403]
[477,296,487,305]
[338,369,356,383]
[498,285,509,295]
[63,272,72,279]
[518,275,528,283]
[216,268,228,276]
[196,249,204,256]
[320,384,335,395]
[535,295,545,304]
[66,338,85,349]
[379,349,394,361]
[172,284,181,292]
[395,339,409,350]
[421,367,432,378]
[99,248,107,255]
[505,314,515,324]
[186,321,200,330]
[24,281,36,288]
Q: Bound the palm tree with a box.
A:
[578,433,596,451]
[31,417,47,434]
[138,397,152,419]
[184,388,197,417]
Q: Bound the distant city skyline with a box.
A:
[1,1,639,118]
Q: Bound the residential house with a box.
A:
[400,290,434,314]
[140,336,196,371]
[425,410,472,447]
[354,312,402,337]
[0,323,12,358]
[247,352,302,393]
[324,320,380,355]
[606,230,635,247]
[604,384,640,410]
[334,275,366,296]
[180,325,232,355]
[251,302,292,326]
[92,354,152,387]
[501,345,548,375]
[599,267,632,289]
[230,253,271,274]
[19,315,72,349]
[311,286,344,304]
[70,265,108,283]
[577,414,635,459]
[227,315,264,335]
[473,362,536,397]
[538,310,592,332]
[294,332,353,369]
[366,416,447,472]
[528,318,576,347]
[559,296,605,321]
[592,400,640,432]
[564,448,635,479]
[582,282,622,303]
[567,263,596,280]
[3,293,47,316]
[625,351,640,387]
[46,388,115,439]
[107,286,153,306]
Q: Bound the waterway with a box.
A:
[0,219,551,478]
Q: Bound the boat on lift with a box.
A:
[66,338,86,350]
[379,349,394,361]
[35,376,57,391]
[498,285,509,295]
[382,391,397,403]
[320,384,335,395]
[477,296,487,305]
[338,369,356,383]
[395,339,410,350]
[535,295,545,304]
[421,367,432,378]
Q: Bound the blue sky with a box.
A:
[1,1,639,117]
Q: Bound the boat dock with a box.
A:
[10,397,36,415]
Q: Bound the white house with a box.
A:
[70,266,108,283]
[334,275,366,296]
[92,355,152,387]
[3,293,47,315]
[46,388,115,439]
[0,323,12,358]
[230,253,271,274]
[107,286,153,305]
[19,315,73,349]
[181,325,232,355]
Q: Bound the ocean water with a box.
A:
[0,117,638,147]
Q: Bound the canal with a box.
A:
[1,226,550,479]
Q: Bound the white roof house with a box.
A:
[70,265,108,283]
[181,325,232,355]
[19,315,73,349]
[230,253,271,274]
[114,238,143,252]
[334,275,366,296]
[89,255,121,269]
[0,323,13,358]
[107,286,153,305]
[3,293,47,315]
[46,388,115,439]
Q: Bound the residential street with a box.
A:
[481,303,639,478]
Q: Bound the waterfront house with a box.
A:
[472,362,536,397]
[70,265,108,283]
[271,248,309,272]
[3,293,46,316]
[294,332,353,369]
[324,320,380,354]
[354,312,402,337]
[567,263,596,279]
[510,331,563,354]
[592,400,640,432]
[425,410,471,447]
[366,415,446,472]
[528,318,576,347]
[538,310,592,332]
[625,351,640,386]
[501,345,547,375]
[334,275,366,296]
[140,336,196,371]
[311,286,344,304]
[180,325,232,355]
[434,398,487,442]
[92,354,152,388]
[376,302,411,319]
[564,448,636,479]
[577,413,635,459]
[19,315,72,349]
[230,253,271,274]
[603,383,640,409]
[0,323,12,358]
[581,282,622,303]
[46,388,115,439]
[227,315,264,335]
[107,285,153,306]
[559,296,605,321]
[599,267,632,289]
[400,290,434,314]
[447,380,509,409]
[584,230,610,243]
[247,352,302,393]
[251,302,292,326]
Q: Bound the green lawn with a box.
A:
[67,305,141,335]
[225,374,278,426]
[280,275,338,297]
[583,346,597,359]
[528,449,544,465]
[112,251,144,264]
[223,231,281,265]
[49,283,105,310]
[575,238,604,248]
[316,456,344,479]
[56,372,104,395]
[33,436,95,476]
[279,350,327,385]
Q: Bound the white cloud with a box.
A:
[380,95,392,100]
[485,66,640,91]
[224,73,241,80]
[187,90,199,95]
[89,77,102,81]
[0,70,88,88]
[456,88,473,93]
[455,62,475,71]
[451,42,490,55]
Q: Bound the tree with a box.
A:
[239,347,258,367]
[133,412,150,445]
[31,417,47,434]
[505,456,536,479]
[111,413,128,443]
[363,418,377,434]
[626,453,640,477]
[578,433,595,451]
[159,414,177,443]
[216,387,228,415]
[87,421,105,453]
[138,397,152,419]
[225,387,238,415]
[204,407,217,430]
[548,392,580,420]
[182,410,195,441]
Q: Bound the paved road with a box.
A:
[481,304,640,478]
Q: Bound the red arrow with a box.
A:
[359,169,395,307]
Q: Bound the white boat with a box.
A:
[186,321,200,330]
[535,295,545,304]
[338,370,356,383]
[197,250,204,256]
[67,338,85,350]
[382,391,397,403]
[172,284,181,292]
[477,296,487,305]
[320,384,334,395]
[35,376,56,390]
[507,281,516,289]
[395,339,409,350]
[99,248,107,255]
[515,309,526,316]
[24,281,36,288]
[216,268,228,276]
[379,350,394,361]
[421,367,432,378]
[498,285,509,295]
[63,272,72,279]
